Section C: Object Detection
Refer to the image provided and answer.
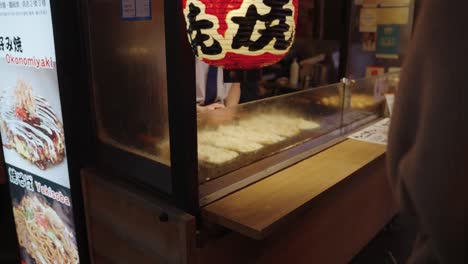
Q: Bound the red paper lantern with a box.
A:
[182,0,298,69]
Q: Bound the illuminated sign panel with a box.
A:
[0,1,80,263]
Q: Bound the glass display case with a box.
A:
[197,72,399,204]
[342,74,392,128]
[196,83,344,183]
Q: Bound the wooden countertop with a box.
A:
[202,139,386,239]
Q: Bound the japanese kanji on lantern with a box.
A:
[182,0,298,69]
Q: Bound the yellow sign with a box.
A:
[379,0,410,6]
[363,0,410,7]
[363,0,377,6]
[377,7,409,24]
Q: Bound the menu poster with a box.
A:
[8,165,79,263]
[373,76,389,101]
[376,24,401,59]
[361,32,376,51]
[376,7,409,25]
[0,1,80,264]
[348,118,390,145]
[366,66,385,77]
[385,93,395,116]
[121,0,152,21]
[360,8,378,32]
[388,67,402,73]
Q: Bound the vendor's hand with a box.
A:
[207,107,237,125]
[197,103,225,113]
[276,77,289,86]
[197,103,237,126]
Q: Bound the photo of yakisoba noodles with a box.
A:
[13,195,79,264]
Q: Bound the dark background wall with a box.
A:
[0,165,20,263]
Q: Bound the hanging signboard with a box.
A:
[182,0,298,69]
[0,1,80,263]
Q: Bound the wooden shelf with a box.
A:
[202,139,387,240]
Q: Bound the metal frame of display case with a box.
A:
[164,0,200,215]
[80,0,200,215]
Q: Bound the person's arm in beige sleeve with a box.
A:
[224,83,241,108]
[387,1,468,263]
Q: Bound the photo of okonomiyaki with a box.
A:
[0,79,66,170]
